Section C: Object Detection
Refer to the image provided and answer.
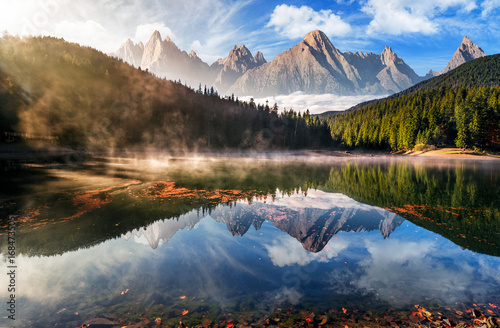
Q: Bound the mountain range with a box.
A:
[124,200,404,252]
[115,30,266,94]
[114,30,485,98]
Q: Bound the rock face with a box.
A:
[115,39,144,67]
[265,205,403,253]
[376,46,421,91]
[427,36,486,77]
[212,201,404,253]
[214,45,267,94]
[227,30,421,97]
[139,31,215,88]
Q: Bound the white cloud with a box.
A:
[134,22,176,44]
[265,234,348,267]
[0,0,71,36]
[267,4,352,39]
[241,92,386,115]
[191,40,202,51]
[52,20,117,50]
[335,0,356,4]
[362,0,438,35]
[0,0,252,62]
[353,237,498,304]
[481,0,500,17]
[0,238,154,302]
[477,257,500,284]
[362,0,478,35]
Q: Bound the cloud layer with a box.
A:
[241,92,387,115]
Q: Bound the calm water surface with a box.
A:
[0,156,499,327]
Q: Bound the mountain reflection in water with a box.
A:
[0,157,499,328]
[125,190,404,252]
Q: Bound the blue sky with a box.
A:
[2,0,500,75]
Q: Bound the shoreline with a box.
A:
[397,147,500,160]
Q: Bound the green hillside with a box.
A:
[324,55,500,150]
[402,54,500,94]
[328,54,500,115]
[0,35,331,150]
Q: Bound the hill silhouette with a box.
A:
[0,35,330,151]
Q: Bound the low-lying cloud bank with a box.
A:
[240,92,388,115]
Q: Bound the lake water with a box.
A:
[0,156,499,327]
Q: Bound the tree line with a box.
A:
[324,54,500,151]
[325,85,500,150]
[0,35,332,150]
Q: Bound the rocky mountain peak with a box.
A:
[214,58,225,66]
[461,36,473,45]
[150,30,162,42]
[115,28,462,98]
[115,38,144,67]
[229,45,251,59]
[254,51,266,65]
[214,44,266,94]
[355,51,366,58]
[381,45,397,65]
[303,30,329,45]
[382,45,393,53]
[228,30,423,97]
[123,38,134,46]
[301,30,336,54]
[437,36,486,75]
[457,36,484,59]
[378,45,421,92]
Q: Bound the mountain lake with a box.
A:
[0,155,499,327]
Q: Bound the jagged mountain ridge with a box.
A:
[115,39,144,67]
[138,31,215,89]
[125,200,404,252]
[213,45,267,94]
[115,31,266,94]
[215,203,404,253]
[115,30,484,98]
[227,30,422,97]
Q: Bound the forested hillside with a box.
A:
[325,55,500,150]
[0,35,331,150]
